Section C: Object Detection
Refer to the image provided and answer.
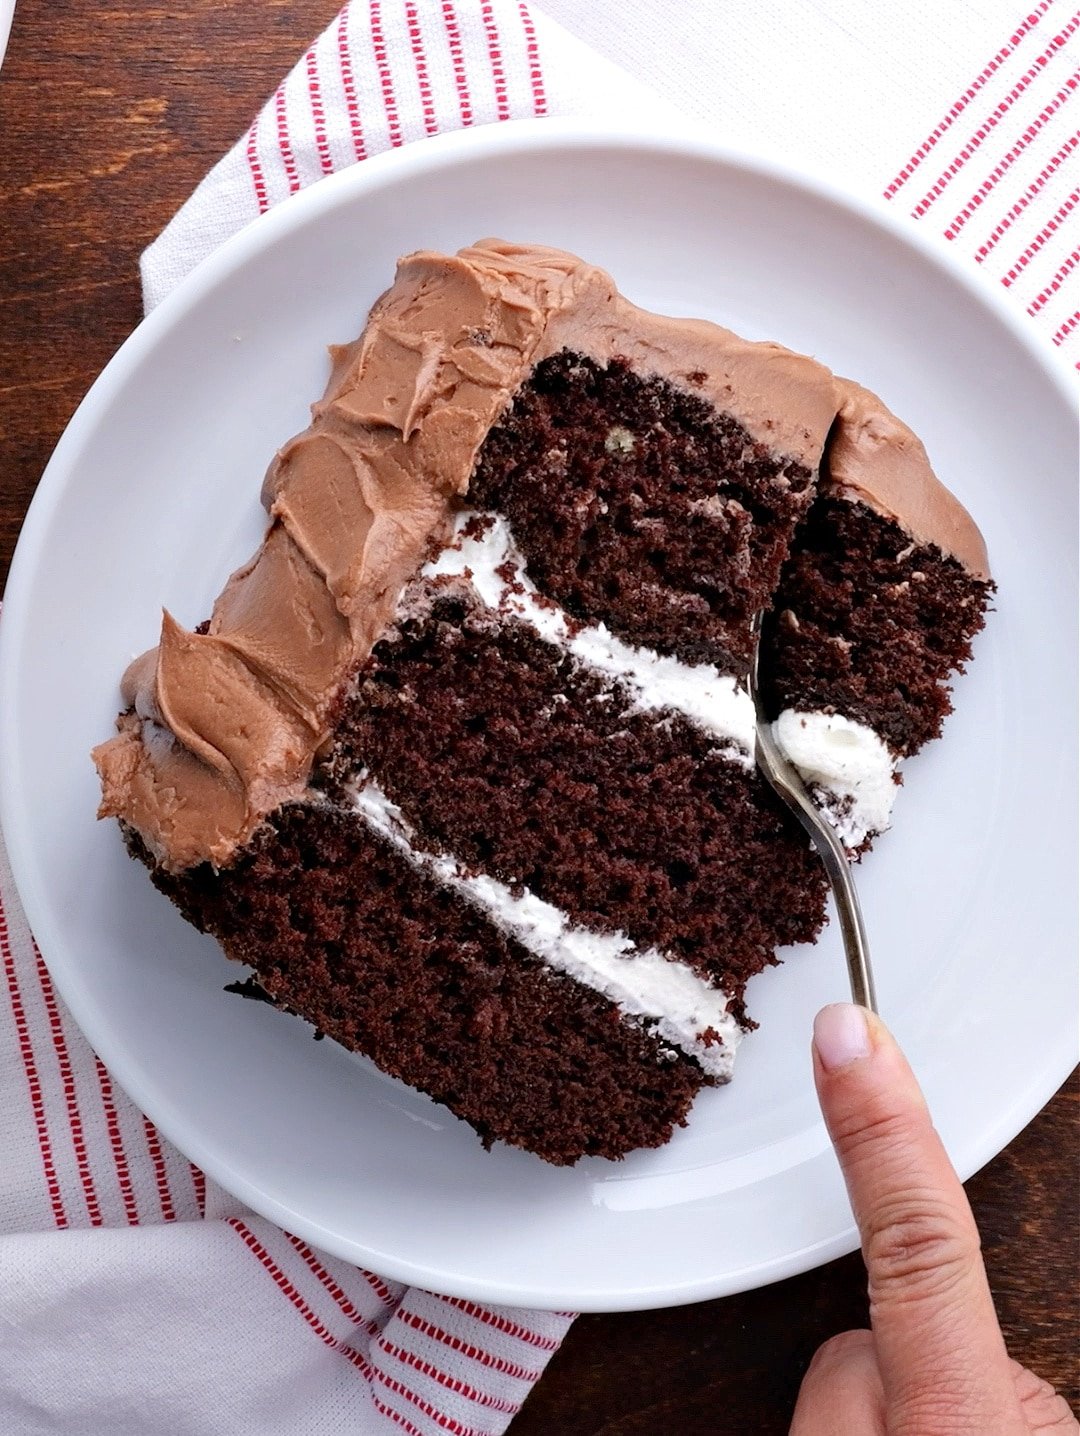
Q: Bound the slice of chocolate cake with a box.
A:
[761,381,993,852]
[93,241,991,1165]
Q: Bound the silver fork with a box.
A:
[747,613,878,1014]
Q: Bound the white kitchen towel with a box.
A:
[4,2,1078,1434]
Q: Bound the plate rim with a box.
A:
[1,116,1076,1311]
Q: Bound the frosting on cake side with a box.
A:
[828,379,990,581]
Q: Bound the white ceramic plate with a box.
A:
[1,120,1076,1312]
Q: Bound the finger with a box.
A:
[812,1004,1027,1434]
[1010,1359,1080,1434]
[789,1329,885,1436]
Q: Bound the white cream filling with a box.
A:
[422,510,901,849]
[772,709,899,849]
[422,511,755,765]
[353,778,741,1079]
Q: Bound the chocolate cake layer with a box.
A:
[761,496,992,756]
[137,807,708,1166]
[329,587,828,1000]
[470,353,815,675]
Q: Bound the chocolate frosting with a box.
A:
[825,380,990,581]
[94,240,989,872]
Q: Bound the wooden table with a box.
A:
[0,3,1075,1428]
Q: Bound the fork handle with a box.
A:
[807,812,878,1015]
[754,727,878,1014]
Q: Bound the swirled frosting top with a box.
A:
[93,239,988,871]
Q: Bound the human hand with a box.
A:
[790,1004,1078,1436]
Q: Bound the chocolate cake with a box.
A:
[93,241,992,1165]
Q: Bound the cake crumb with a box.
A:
[605,425,636,455]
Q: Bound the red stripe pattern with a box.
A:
[370,0,405,147]
[227,1219,374,1374]
[2,895,67,1228]
[143,1114,177,1223]
[245,116,270,215]
[371,1363,487,1435]
[274,81,302,194]
[95,1057,140,1226]
[397,1308,543,1382]
[33,946,103,1227]
[337,4,369,160]
[190,1160,207,1218]
[380,1341,520,1414]
[2,847,205,1235]
[285,1231,386,1336]
[517,0,546,116]
[911,68,1079,219]
[883,1,1055,197]
[1029,245,1080,310]
[963,133,1080,251]
[406,1,440,135]
[886,1,1080,371]
[306,45,335,174]
[1001,186,1080,283]
[479,1,511,120]
[224,1218,574,1430]
[438,1295,563,1351]
[946,124,1080,240]
[441,1,475,126]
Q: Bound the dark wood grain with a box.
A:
[0,4,1076,1429]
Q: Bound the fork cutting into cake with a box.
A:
[748,608,877,1014]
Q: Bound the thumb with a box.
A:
[789,1330,885,1435]
[812,1004,1027,1435]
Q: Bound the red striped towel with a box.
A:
[4,2,1077,1433]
